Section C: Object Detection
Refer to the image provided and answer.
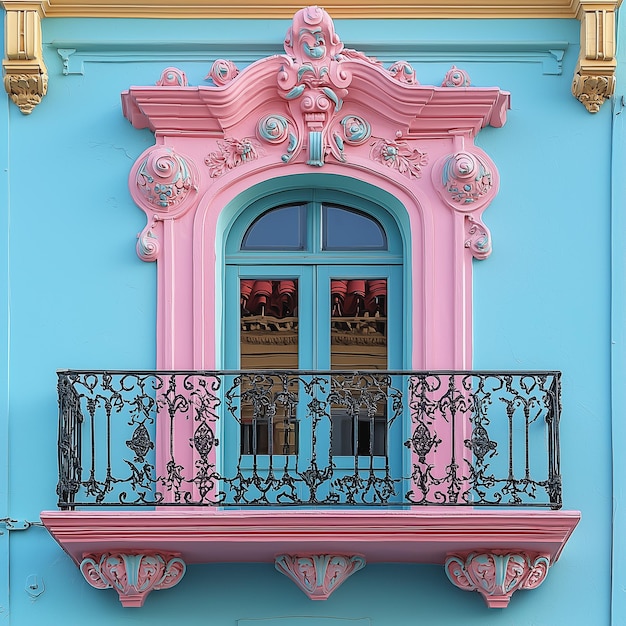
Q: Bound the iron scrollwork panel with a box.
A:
[56,370,562,509]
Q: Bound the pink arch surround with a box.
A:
[122,5,509,373]
[122,5,509,503]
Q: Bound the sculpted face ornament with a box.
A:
[277,6,354,165]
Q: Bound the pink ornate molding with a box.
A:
[79,551,186,607]
[275,554,366,600]
[43,509,580,566]
[41,510,579,608]
[445,551,550,608]
[121,5,510,375]
[120,6,510,514]
[134,146,197,212]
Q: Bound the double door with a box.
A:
[223,263,403,503]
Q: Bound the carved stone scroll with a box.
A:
[134,146,197,212]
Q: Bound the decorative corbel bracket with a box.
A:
[445,551,551,608]
[431,145,498,260]
[275,554,366,600]
[572,0,621,113]
[79,551,186,607]
[130,142,200,262]
[1,1,48,114]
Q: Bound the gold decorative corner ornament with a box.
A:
[572,0,622,113]
[2,1,48,114]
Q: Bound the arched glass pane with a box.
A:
[241,204,306,250]
[322,205,387,250]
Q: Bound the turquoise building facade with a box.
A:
[0,2,623,624]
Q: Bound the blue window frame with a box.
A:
[223,189,405,491]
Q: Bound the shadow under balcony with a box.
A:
[42,370,580,608]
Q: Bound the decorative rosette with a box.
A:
[388,61,418,85]
[258,115,291,144]
[134,147,197,213]
[441,151,492,205]
[341,115,371,145]
[441,66,471,88]
[156,67,188,87]
[206,59,240,86]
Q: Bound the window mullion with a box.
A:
[310,199,322,255]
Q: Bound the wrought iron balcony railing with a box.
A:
[56,370,562,510]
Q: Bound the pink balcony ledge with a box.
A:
[41,508,580,608]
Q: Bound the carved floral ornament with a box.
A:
[275,554,366,600]
[76,548,553,607]
[202,6,434,171]
[135,146,197,212]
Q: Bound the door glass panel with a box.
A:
[329,278,387,457]
[330,278,387,370]
[239,279,299,455]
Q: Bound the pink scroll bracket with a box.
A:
[80,551,186,607]
[275,553,366,600]
[445,551,551,608]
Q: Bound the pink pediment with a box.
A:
[122,7,509,147]
[121,5,510,374]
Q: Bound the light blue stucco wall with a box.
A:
[611,7,626,625]
[0,12,617,625]
[0,17,9,621]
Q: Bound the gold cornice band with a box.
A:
[1,0,622,114]
[6,1,591,20]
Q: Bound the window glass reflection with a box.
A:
[242,204,306,250]
[323,205,387,250]
[330,278,387,456]
[240,279,299,455]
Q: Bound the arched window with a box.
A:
[224,190,404,465]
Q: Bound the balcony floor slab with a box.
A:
[41,508,580,566]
